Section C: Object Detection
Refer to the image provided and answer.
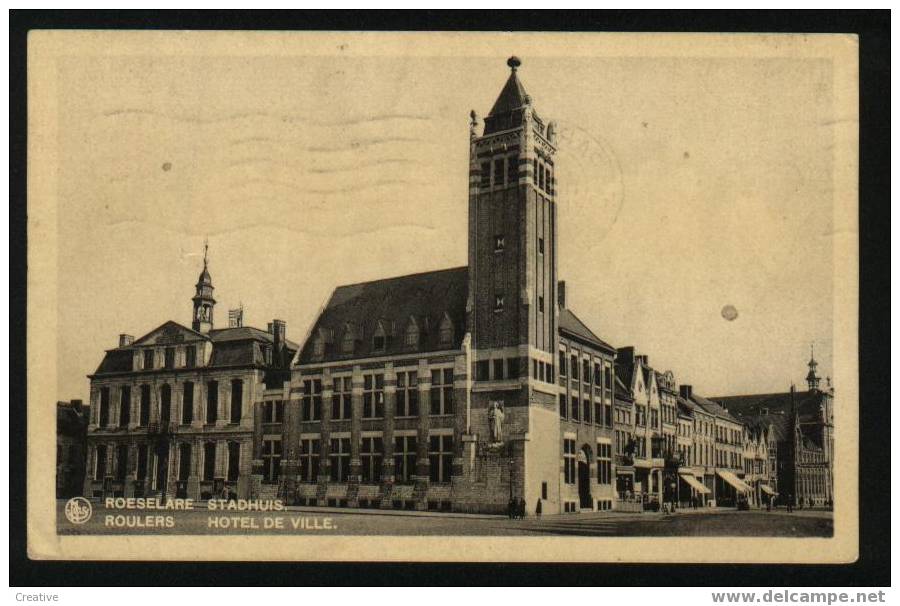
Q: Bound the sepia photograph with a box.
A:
[24,27,861,564]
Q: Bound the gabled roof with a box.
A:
[558,308,615,353]
[614,376,633,404]
[132,320,207,346]
[298,267,468,365]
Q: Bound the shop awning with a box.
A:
[760,484,777,496]
[716,469,753,493]
[679,471,711,494]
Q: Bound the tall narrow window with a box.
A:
[428,434,454,484]
[507,154,518,183]
[493,359,505,381]
[538,296,544,313]
[360,436,383,484]
[559,350,567,377]
[182,382,194,425]
[480,162,491,188]
[559,393,567,419]
[563,439,576,484]
[583,397,591,424]
[99,387,110,427]
[331,377,352,420]
[203,442,216,481]
[139,385,151,427]
[430,369,454,415]
[301,379,322,422]
[137,444,149,481]
[119,385,131,428]
[116,444,129,480]
[329,437,351,482]
[262,438,282,484]
[363,373,384,419]
[95,445,107,480]
[206,380,218,424]
[396,371,419,417]
[143,349,154,370]
[571,355,580,381]
[178,443,192,482]
[164,347,175,369]
[538,162,545,190]
[583,359,591,384]
[185,346,197,368]
[394,436,417,484]
[159,384,171,425]
[226,441,240,482]
[494,157,505,187]
[594,400,602,426]
[571,396,579,421]
[597,443,612,485]
[299,438,320,483]
[230,379,243,423]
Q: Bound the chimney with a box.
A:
[635,354,649,367]
[557,280,567,308]
[267,322,274,334]
[272,319,286,352]
[119,334,134,347]
[71,399,83,413]
[617,346,635,366]
[679,385,693,399]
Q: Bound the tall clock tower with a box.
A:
[461,56,561,512]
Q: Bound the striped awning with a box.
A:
[716,469,753,493]
[679,471,711,494]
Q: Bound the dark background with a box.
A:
[9,10,890,587]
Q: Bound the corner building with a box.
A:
[277,57,617,514]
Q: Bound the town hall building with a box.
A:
[261,57,621,514]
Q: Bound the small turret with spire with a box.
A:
[192,238,216,333]
[806,344,821,392]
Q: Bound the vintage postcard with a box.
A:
[28,30,858,562]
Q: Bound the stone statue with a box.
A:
[488,401,505,443]
[197,306,207,321]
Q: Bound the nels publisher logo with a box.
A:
[64,497,92,524]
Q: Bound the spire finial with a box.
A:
[507,56,521,72]
[203,237,209,268]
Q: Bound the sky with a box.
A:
[54,39,836,401]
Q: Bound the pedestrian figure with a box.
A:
[517,498,525,519]
[507,497,515,519]
[535,499,542,517]
[787,494,793,513]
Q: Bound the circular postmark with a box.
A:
[64,497,93,524]
[554,124,625,249]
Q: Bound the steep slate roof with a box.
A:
[298,267,468,365]
[488,69,529,117]
[558,308,616,353]
[712,390,827,424]
[690,393,742,424]
[615,362,636,395]
[614,377,633,404]
[92,323,297,376]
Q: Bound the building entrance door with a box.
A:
[577,446,592,510]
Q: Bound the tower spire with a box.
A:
[806,343,820,391]
[192,239,216,333]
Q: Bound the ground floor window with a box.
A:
[115,444,128,480]
[563,438,576,484]
[226,441,240,482]
[394,436,417,483]
[428,434,453,484]
[330,437,351,482]
[597,442,612,484]
[299,438,320,483]
[203,442,216,481]
[262,438,282,484]
[136,444,149,481]
[178,443,192,482]
[95,445,107,480]
[360,436,383,484]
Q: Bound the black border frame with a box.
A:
[9,10,890,587]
